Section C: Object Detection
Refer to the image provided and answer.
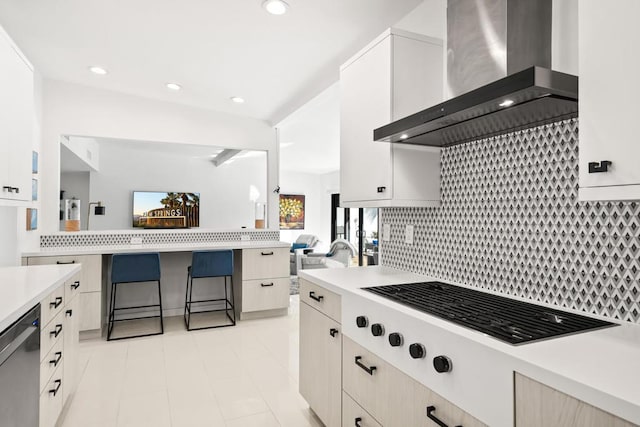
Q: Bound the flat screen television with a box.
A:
[132,191,200,229]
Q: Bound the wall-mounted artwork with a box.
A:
[32,179,37,201]
[32,151,38,174]
[279,194,305,230]
[26,208,38,231]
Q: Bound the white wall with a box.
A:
[84,141,266,230]
[279,170,339,252]
[33,80,278,251]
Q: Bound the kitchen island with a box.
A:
[299,266,640,427]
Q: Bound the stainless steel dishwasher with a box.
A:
[0,304,40,427]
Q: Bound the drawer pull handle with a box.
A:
[66,309,73,317]
[355,356,376,375]
[56,260,75,265]
[2,186,11,192]
[355,417,362,427]
[50,324,63,338]
[71,281,80,290]
[49,379,62,396]
[377,186,386,193]
[49,351,62,367]
[12,187,19,193]
[426,405,462,427]
[50,297,63,309]
[261,282,274,287]
[588,160,612,173]
[309,291,324,302]
[329,328,339,337]
[261,251,274,256]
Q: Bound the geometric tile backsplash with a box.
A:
[380,119,640,324]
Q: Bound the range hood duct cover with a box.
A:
[374,0,577,147]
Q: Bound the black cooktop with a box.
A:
[363,281,616,345]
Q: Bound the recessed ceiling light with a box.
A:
[89,66,108,75]
[499,99,514,107]
[166,83,182,91]
[262,0,289,15]
[400,134,409,140]
[230,96,245,104]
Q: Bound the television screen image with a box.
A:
[133,191,200,229]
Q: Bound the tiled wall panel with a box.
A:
[380,119,640,323]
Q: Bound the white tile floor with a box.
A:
[61,295,323,427]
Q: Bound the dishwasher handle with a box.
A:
[0,325,38,366]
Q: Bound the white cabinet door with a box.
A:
[0,29,33,202]
[579,0,640,200]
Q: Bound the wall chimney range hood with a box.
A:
[373,66,578,147]
[374,0,578,148]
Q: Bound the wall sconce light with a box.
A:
[87,201,106,230]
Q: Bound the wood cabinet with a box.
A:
[299,278,342,427]
[233,247,289,319]
[0,26,33,204]
[343,391,382,427]
[515,373,637,427]
[578,1,640,201]
[39,271,81,427]
[27,255,102,332]
[339,28,443,208]
[412,377,487,427]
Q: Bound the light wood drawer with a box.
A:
[413,379,487,427]
[300,279,341,323]
[28,254,101,292]
[241,277,289,312]
[241,248,289,280]
[79,291,101,331]
[40,285,65,329]
[342,336,414,427]
[40,338,63,394]
[64,272,81,304]
[343,391,382,427]
[39,366,63,427]
[40,310,64,362]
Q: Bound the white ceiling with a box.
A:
[0,0,423,124]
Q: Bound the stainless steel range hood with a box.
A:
[374,0,578,148]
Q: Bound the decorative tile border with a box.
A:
[380,119,640,323]
[40,230,280,248]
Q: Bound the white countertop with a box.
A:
[300,266,640,425]
[24,240,290,257]
[0,264,82,332]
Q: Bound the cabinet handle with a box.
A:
[588,160,612,173]
[377,186,386,193]
[261,282,274,287]
[309,291,324,302]
[49,351,62,367]
[426,405,462,427]
[71,281,80,290]
[50,324,63,338]
[49,379,62,396]
[66,309,73,317]
[56,260,75,265]
[355,417,362,427]
[260,251,274,256]
[11,187,19,193]
[2,186,11,192]
[355,356,376,375]
[329,328,339,337]
[50,297,63,309]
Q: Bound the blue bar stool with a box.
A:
[184,250,236,330]
[108,252,163,340]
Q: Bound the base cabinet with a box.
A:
[299,279,342,427]
[515,373,637,427]
[343,392,382,427]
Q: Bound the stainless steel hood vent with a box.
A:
[374,0,578,148]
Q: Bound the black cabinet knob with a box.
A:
[433,356,452,373]
[388,332,403,347]
[371,323,385,337]
[409,343,426,359]
[356,316,368,328]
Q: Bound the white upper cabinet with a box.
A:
[0,27,34,204]
[578,1,640,201]
[340,28,443,208]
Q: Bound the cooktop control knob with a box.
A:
[433,356,452,373]
[356,316,368,328]
[371,323,385,337]
[409,343,426,359]
[388,332,403,347]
